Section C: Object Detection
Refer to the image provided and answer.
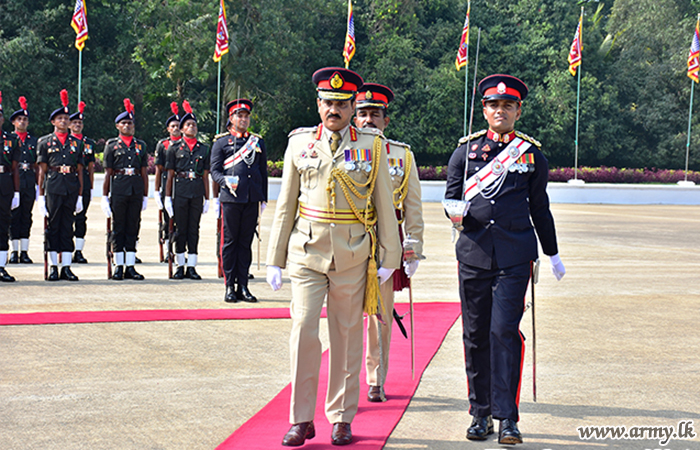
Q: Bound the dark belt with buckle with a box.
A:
[114,168,140,176]
[19,162,33,171]
[176,171,201,179]
[48,165,76,174]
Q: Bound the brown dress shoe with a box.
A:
[367,385,384,402]
[282,421,315,446]
[331,422,352,446]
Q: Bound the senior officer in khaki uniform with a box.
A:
[266,67,401,447]
[354,83,424,403]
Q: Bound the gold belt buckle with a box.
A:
[60,165,71,174]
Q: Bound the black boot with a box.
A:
[236,285,258,303]
[60,266,79,281]
[73,250,88,264]
[19,251,33,264]
[9,251,18,264]
[112,265,124,280]
[0,267,16,282]
[185,266,201,280]
[172,266,185,280]
[124,266,144,280]
[225,285,238,303]
[47,266,60,281]
[135,256,142,264]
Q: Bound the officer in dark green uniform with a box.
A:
[37,90,84,282]
[70,101,96,264]
[154,102,181,261]
[164,101,210,280]
[0,93,20,281]
[101,99,149,280]
[9,96,37,265]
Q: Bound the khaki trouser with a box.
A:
[365,274,395,387]
[288,259,367,424]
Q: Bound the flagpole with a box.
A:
[216,60,222,133]
[77,50,83,104]
[462,1,470,137]
[574,51,581,181]
[685,78,694,183]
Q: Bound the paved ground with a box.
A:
[1,201,700,449]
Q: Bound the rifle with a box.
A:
[158,209,164,263]
[106,217,113,279]
[168,217,174,278]
[43,217,48,280]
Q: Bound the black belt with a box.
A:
[114,168,141,176]
[176,171,202,179]
[48,165,76,174]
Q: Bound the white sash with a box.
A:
[462,137,532,201]
[224,135,259,170]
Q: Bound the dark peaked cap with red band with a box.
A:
[312,67,363,101]
[357,83,394,110]
[226,99,253,116]
[479,74,528,103]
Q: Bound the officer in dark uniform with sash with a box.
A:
[164,101,210,280]
[0,94,21,281]
[101,98,148,280]
[154,102,181,260]
[444,74,566,445]
[70,101,96,264]
[210,99,267,302]
[37,89,84,281]
[9,96,37,265]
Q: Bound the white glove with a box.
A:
[75,196,83,214]
[213,197,220,216]
[260,202,266,214]
[101,196,112,218]
[164,196,174,217]
[550,254,566,281]
[377,266,395,285]
[11,192,20,210]
[142,196,148,211]
[155,194,163,210]
[35,186,40,201]
[202,199,210,214]
[403,260,419,278]
[38,195,48,217]
[267,265,282,291]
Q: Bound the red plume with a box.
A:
[182,100,193,114]
[123,98,134,114]
[0,91,3,104]
[18,96,27,111]
[78,101,86,114]
[60,89,69,107]
[170,102,179,116]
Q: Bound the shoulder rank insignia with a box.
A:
[514,131,542,148]
[214,132,229,141]
[386,138,411,151]
[458,129,487,146]
[288,126,318,138]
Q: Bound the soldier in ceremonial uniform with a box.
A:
[9,96,37,265]
[353,83,424,403]
[154,102,181,261]
[444,74,566,445]
[210,98,267,302]
[164,101,210,280]
[70,101,96,264]
[37,90,84,281]
[101,99,148,280]
[0,94,21,281]
[266,67,401,446]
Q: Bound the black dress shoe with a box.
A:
[112,265,124,280]
[172,266,185,280]
[331,422,352,446]
[247,273,254,279]
[135,256,142,264]
[19,251,33,264]
[367,385,384,402]
[282,421,315,447]
[9,251,18,264]
[48,265,59,281]
[60,266,79,281]
[0,267,16,282]
[185,267,201,280]
[236,285,257,303]
[73,250,88,264]
[467,415,494,440]
[224,285,238,303]
[498,418,523,445]
[124,266,144,280]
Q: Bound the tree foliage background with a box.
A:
[2,0,700,169]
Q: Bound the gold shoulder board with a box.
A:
[515,131,542,148]
[458,129,487,145]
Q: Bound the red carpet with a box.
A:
[216,302,461,449]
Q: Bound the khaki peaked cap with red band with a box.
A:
[357,83,394,109]
[312,67,363,101]
[478,74,528,104]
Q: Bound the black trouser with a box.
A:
[458,261,530,422]
[0,188,12,251]
[46,190,79,252]
[111,192,142,253]
[173,195,202,255]
[74,189,91,239]
[10,185,35,240]
[221,202,258,287]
